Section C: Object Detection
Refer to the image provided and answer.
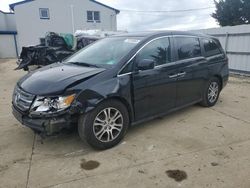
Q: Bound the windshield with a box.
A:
[65,37,141,68]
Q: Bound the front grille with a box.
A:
[13,86,35,112]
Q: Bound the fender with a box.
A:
[71,75,135,122]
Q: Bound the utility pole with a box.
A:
[70,5,75,34]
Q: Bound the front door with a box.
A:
[132,37,179,121]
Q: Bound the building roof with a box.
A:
[9,0,120,13]
[0,10,14,14]
[90,0,120,14]
[9,0,34,11]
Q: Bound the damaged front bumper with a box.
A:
[12,105,78,136]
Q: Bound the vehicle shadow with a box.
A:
[32,105,201,156]
[33,127,96,157]
[128,105,199,134]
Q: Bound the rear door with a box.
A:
[131,37,179,120]
[174,36,207,107]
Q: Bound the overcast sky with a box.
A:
[0,0,219,31]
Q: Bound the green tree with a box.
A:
[242,0,250,22]
[212,0,250,26]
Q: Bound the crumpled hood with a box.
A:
[18,63,105,95]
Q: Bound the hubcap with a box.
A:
[208,81,219,103]
[93,108,123,143]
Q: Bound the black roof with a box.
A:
[114,30,212,39]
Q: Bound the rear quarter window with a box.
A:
[175,37,201,60]
[202,38,222,57]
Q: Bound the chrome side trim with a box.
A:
[117,35,171,76]
[178,72,186,76]
[154,61,176,69]
[172,34,201,38]
[117,72,132,77]
[169,74,178,78]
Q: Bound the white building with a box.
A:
[0,10,18,58]
[9,0,119,53]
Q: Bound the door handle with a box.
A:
[169,74,178,78]
[177,72,186,76]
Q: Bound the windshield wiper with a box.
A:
[68,62,100,68]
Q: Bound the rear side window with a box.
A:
[175,37,201,60]
[202,38,221,57]
[137,37,171,66]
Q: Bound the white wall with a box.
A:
[5,14,17,31]
[194,24,250,74]
[0,11,18,58]
[0,35,17,58]
[0,12,16,31]
[14,0,118,51]
[0,12,7,30]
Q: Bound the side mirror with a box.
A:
[136,59,155,71]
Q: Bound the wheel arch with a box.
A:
[81,96,134,124]
[213,74,223,90]
[102,96,134,124]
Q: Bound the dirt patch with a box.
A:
[239,96,248,99]
[80,159,100,170]
[13,158,26,164]
[166,169,187,182]
[0,59,11,64]
[213,150,230,159]
[211,162,219,166]
[0,165,9,173]
[217,125,224,128]
[138,169,145,174]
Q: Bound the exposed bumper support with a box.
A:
[12,105,78,136]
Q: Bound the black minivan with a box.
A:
[12,31,229,149]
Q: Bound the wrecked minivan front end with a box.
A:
[12,62,106,136]
[12,85,82,136]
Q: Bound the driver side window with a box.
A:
[136,37,171,66]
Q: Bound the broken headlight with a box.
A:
[30,94,75,113]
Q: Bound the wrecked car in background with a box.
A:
[16,32,99,71]
[16,30,127,71]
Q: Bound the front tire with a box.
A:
[78,100,129,150]
[200,77,221,107]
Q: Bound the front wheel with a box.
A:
[200,77,221,107]
[78,100,129,150]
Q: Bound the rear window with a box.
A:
[175,37,201,60]
[202,38,221,57]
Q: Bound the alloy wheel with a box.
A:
[208,81,219,103]
[93,107,123,143]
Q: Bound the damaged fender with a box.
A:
[72,75,134,122]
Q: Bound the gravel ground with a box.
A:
[0,59,250,188]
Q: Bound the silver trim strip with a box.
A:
[117,72,132,77]
[19,97,33,103]
[117,35,171,77]
[178,72,186,76]
[172,34,201,38]
[169,74,178,78]
[154,61,176,69]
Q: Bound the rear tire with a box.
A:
[200,77,221,107]
[78,99,129,150]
